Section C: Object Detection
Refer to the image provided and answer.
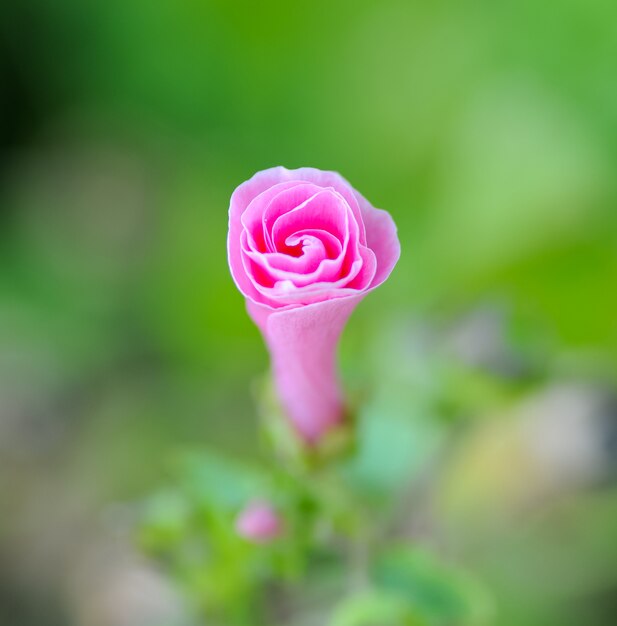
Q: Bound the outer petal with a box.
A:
[244,256,365,306]
[242,182,321,252]
[287,168,367,246]
[354,191,401,288]
[228,169,301,304]
[247,294,365,442]
[229,167,299,222]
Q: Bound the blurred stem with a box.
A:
[348,524,372,593]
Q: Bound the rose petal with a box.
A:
[246,294,366,441]
[262,184,323,252]
[280,228,342,262]
[284,168,367,246]
[240,181,308,252]
[345,245,377,291]
[242,182,320,252]
[270,188,348,253]
[247,257,365,306]
[243,230,341,277]
[354,191,401,288]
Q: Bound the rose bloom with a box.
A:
[228,167,399,443]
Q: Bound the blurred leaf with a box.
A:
[175,449,268,512]
[372,546,493,626]
[330,590,423,626]
[140,489,191,552]
[342,410,419,497]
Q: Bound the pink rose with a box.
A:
[228,167,400,443]
[235,501,283,543]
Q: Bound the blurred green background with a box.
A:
[1,1,616,625]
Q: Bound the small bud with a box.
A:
[235,501,282,543]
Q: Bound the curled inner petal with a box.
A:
[242,230,351,289]
[241,182,322,253]
[281,229,342,262]
[237,175,379,307]
[263,184,324,252]
[271,188,348,254]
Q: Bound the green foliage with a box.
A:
[372,547,493,626]
[331,591,422,626]
[140,362,497,625]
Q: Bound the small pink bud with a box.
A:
[235,501,282,543]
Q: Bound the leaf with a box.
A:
[372,546,494,625]
[330,590,424,626]
[341,407,435,498]
[175,449,268,512]
[140,489,191,552]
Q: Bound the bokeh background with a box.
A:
[1,1,617,625]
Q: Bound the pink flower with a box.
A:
[228,167,400,443]
[235,501,282,543]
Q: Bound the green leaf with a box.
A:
[372,546,493,625]
[330,590,424,626]
[342,407,436,498]
[175,449,268,511]
[140,489,191,552]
